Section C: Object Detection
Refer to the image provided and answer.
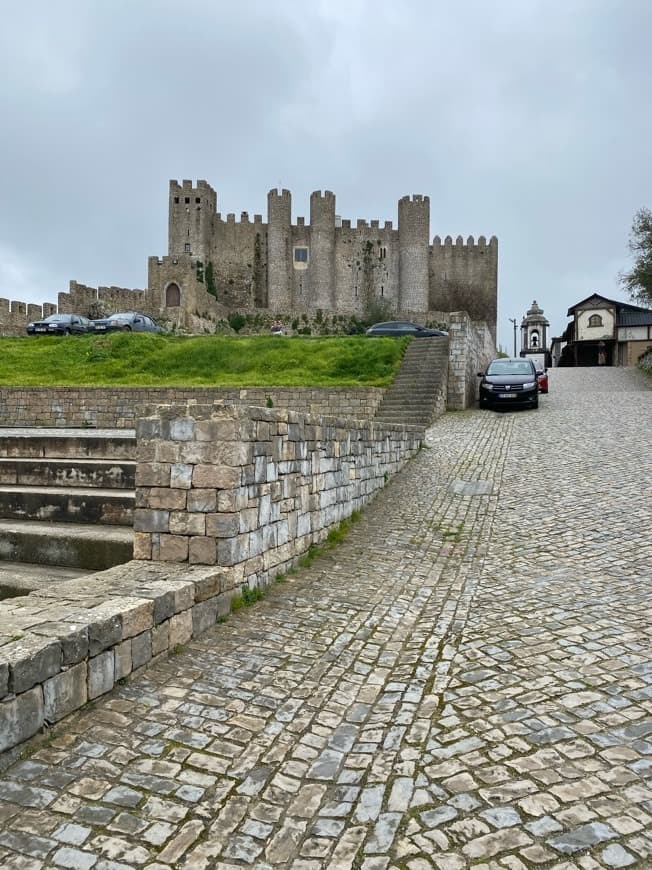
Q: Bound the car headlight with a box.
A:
[482,383,493,391]
[27,323,34,328]
[523,381,536,389]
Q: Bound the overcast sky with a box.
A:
[1,0,651,349]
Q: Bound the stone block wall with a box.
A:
[0,386,384,429]
[134,403,422,588]
[447,312,496,409]
[0,562,240,756]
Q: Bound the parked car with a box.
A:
[366,321,448,337]
[536,369,549,393]
[26,313,92,336]
[478,357,539,410]
[90,312,165,333]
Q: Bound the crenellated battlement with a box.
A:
[399,194,430,205]
[310,190,335,201]
[268,188,291,199]
[433,234,498,250]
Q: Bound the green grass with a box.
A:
[0,333,409,387]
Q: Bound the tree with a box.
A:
[620,207,652,307]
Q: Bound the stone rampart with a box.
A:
[0,300,58,336]
[447,312,495,409]
[0,386,384,428]
[133,403,422,588]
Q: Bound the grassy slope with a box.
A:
[0,334,410,387]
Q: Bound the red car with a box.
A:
[537,370,549,394]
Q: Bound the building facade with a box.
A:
[147,180,498,337]
[553,293,652,366]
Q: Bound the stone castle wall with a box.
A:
[154,180,498,338]
[0,179,497,337]
[0,299,57,336]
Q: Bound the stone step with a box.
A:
[0,519,133,570]
[0,427,136,460]
[0,561,92,602]
[0,485,134,526]
[0,458,136,489]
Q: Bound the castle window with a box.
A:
[588,314,603,327]
[195,197,201,204]
[184,243,191,253]
[381,285,384,297]
[174,196,179,204]
[379,247,387,259]
[294,247,309,263]
[184,197,190,204]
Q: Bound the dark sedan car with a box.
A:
[366,321,448,337]
[478,358,539,410]
[26,313,91,336]
[90,312,164,333]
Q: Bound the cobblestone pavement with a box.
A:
[1,367,650,869]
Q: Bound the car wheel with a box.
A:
[123,325,132,331]
[64,328,71,335]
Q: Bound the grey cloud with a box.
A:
[1,0,651,346]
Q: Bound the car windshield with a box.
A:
[487,361,533,376]
[46,315,68,322]
[107,314,132,321]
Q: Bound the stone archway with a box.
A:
[165,283,181,307]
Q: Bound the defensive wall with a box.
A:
[155,181,498,337]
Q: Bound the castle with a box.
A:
[1,180,498,338]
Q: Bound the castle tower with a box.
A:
[520,300,549,354]
[267,189,292,310]
[168,179,216,263]
[398,195,430,312]
[309,190,336,310]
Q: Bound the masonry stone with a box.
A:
[43,662,87,723]
[0,687,44,752]
[87,651,115,699]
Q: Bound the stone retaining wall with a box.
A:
[447,312,495,409]
[0,404,420,758]
[0,386,384,428]
[134,403,422,589]
[0,562,239,757]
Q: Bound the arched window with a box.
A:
[530,330,539,347]
[588,314,603,327]
[165,283,181,307]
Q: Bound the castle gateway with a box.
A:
[147,180,498,338]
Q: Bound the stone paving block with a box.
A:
[0,369,650,866]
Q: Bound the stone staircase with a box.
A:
[0,428,134,574]
[374,336,449,429]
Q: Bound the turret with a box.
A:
[309,190,336,309]
[520,300,549,353]
[267,188,292,309]
[168,179,216,262]
[398,195,430,312]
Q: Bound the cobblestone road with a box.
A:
[1,367,651,869]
